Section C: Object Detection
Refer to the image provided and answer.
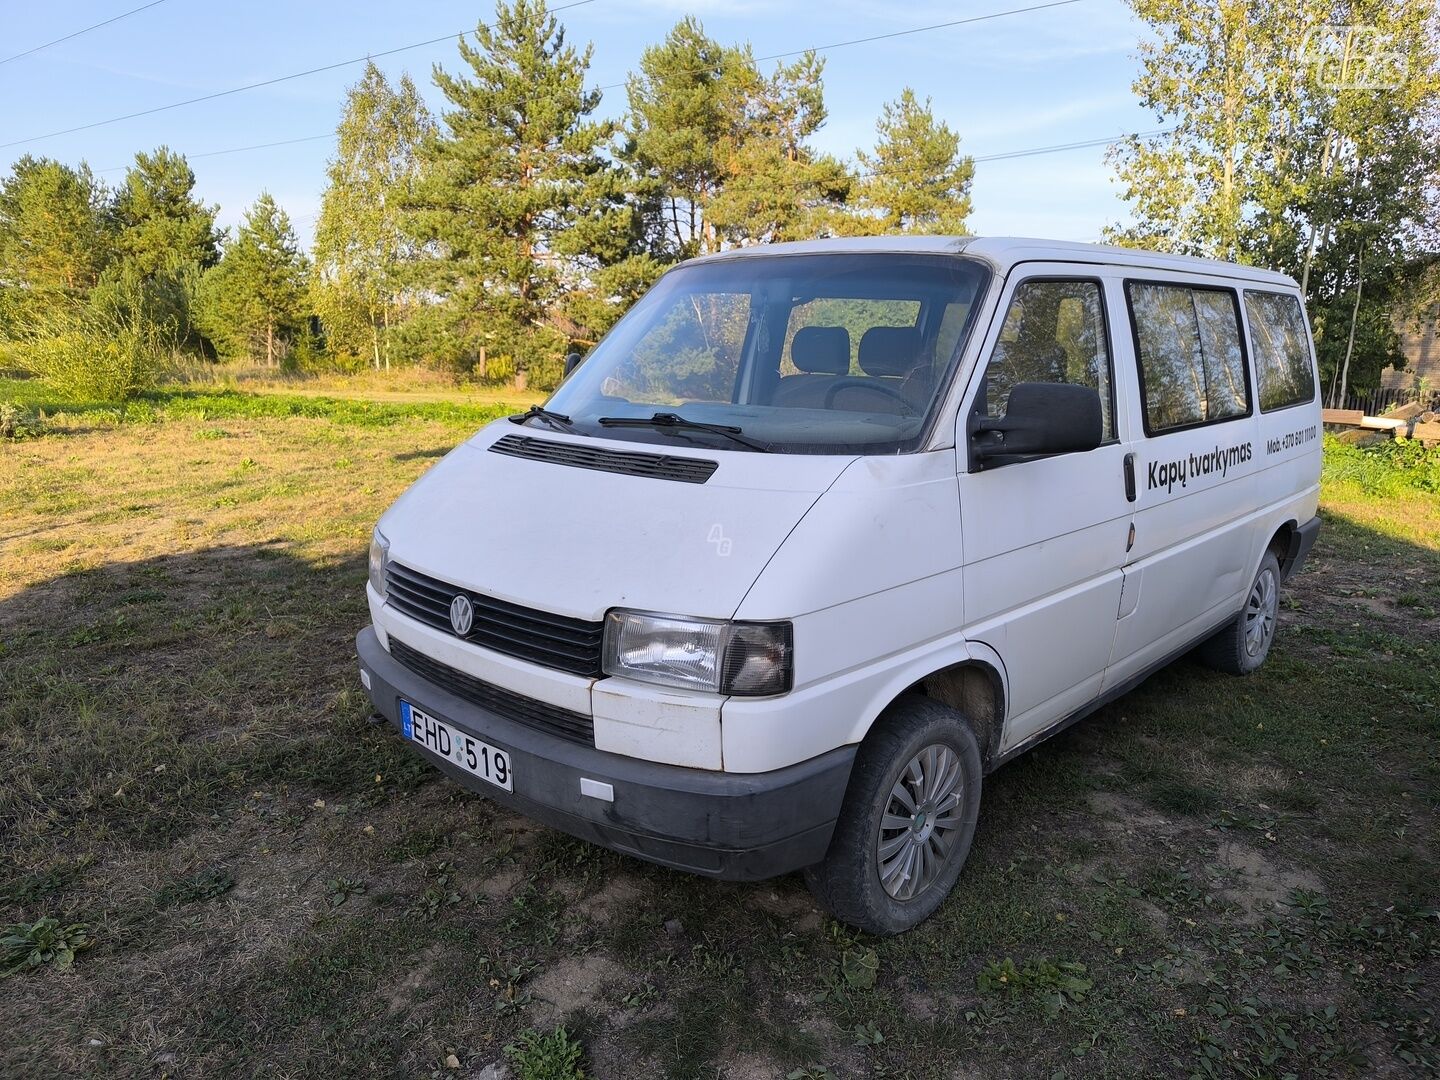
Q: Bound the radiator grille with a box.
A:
[385,561,604,677]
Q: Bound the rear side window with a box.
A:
[1127,282,1250,434]
[1244,290,1316,411]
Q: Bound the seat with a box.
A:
[829,326,927,414]
[771,326,851,409]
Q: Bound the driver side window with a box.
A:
[981,279,1115,441]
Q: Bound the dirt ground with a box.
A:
[1,410,1436,1078]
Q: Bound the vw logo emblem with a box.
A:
[449,594,474,637]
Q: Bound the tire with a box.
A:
[804,695,983,935]
[1196,550,1282,675]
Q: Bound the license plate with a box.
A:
[400,700,513,792]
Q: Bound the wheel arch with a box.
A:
[852,641,1009,772]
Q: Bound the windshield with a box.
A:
[544,252,990,454]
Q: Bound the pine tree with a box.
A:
[313,62,433,370]
[0,156,112,329]
[403,0,641,383]
[112,148,220,277]
[624,18,749,257]
[102,147,222,352]
[706,51,852,246]
[195,193,309,365]
[851,89,974,235]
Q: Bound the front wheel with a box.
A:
[805,695,983,935]
[1197,550,1282,675]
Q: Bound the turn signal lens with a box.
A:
[368,528,389,600]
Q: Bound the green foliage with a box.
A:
[0,379,518,427]
[0,400,44,439]
[1,917,93,975]
[111,147,220,278]
[705,51,852,246]
[326,877,367,907]
[1107,0,1440,392]
[625,20,858,253]
[109,147,221,356]
[161,868,236,905]
[0,156,112,331]
[195,193,309,365]
[312,63,433,370]
[977,957,1093,1017]
[1321,434,1440,495]
[839,947,879,989]
[851,88,974,236]
[851,1021,884,1047]
[623,16,748,259]
[17,285,172,402]
[404,0,642,385]
[504,1026,587,1080]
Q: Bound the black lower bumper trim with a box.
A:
[357,627,854,881]
[1284,515,1321,581]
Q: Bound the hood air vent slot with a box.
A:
[489,433,718,484]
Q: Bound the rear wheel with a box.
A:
[805,695,982,935]
[1197,551,1281,675]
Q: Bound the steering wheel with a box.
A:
[823,377,918,415]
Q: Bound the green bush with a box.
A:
[1322,434,1440,496]
[14,277,178,403]
[19,311,168,402]
[0,401,45,439]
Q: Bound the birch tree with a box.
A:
[1107,0,1440,391]
[313,62,433,371]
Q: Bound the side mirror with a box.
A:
[972,382,1102,465]
[563,351,585,378]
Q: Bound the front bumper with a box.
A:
[357,626,855,880]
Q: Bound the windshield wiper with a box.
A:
[597,412,773,452]
[510,404,575,433]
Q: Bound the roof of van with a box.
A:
[689,235,1298,287]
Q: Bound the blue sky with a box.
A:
[2,0,1156,247]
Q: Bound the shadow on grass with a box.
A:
[0,543,394,861]
[0,508,1435,1079]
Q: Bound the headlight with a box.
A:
[368,528,389,600]
[601,610,792,696]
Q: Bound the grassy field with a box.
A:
[1,386,1436,1079]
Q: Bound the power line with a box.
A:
[0,0,598,152]
[0,0,170,66]
[91,122,1173,184]
[61,0,1134,181]
[96,133,336,173]
[594,0,1088,91]
[3,0,1088,153]
[972,126,1171,162]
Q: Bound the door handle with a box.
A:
[1123,452,1137,503]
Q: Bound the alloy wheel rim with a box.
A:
[1244,568,1278,657]
[876,744,964,901]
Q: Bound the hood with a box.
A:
[378,421,854,622]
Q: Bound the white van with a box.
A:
[357,237,1321,933]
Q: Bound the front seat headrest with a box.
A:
[859,326,921,377]
[790,326,851,375]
